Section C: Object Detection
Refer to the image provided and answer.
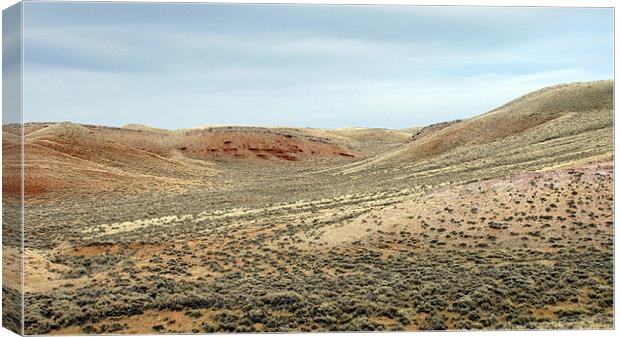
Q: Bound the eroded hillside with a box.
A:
[3,123,392,199]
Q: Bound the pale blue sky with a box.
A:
[22,2,613,129]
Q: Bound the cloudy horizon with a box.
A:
[22,3,613,129]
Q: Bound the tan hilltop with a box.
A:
[341,80,613,176]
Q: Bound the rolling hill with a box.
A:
[3,80,613,201]
[339,80,613,183]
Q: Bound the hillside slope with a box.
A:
[341,80,613,183]
[6,80,613,199]
[8,123,370,198]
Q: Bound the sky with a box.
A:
[20,2,614,129]
[2,2,22,124]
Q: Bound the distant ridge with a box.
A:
[5,80,613,198]
[343,80,613,175]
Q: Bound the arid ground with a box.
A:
[2,80,614,333]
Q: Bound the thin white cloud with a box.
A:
[22,4,613,129]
